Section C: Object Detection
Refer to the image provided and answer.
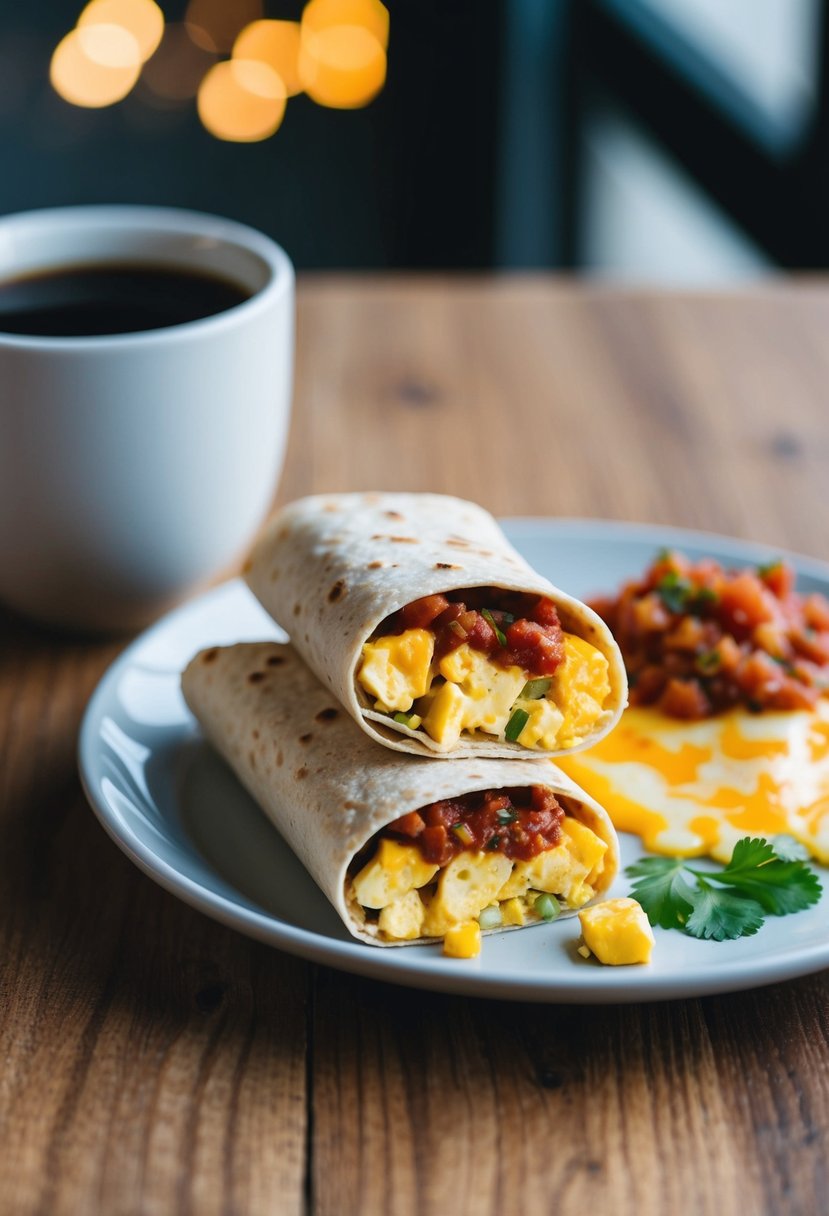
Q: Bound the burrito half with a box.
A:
[244,493,627,758]
[182,642,619,951]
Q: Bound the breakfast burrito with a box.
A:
[243,493,627,757]
[182,642,619,952]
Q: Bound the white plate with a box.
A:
[79,519,829,1003]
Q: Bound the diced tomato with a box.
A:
[504,618,564,675]
[657,678,711,719]
[401,594,450,630]
[719,573,776,637]
[386,810,425,837]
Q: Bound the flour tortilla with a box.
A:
[182,642,620,946]
[244,492,627,757]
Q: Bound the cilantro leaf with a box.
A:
[626,835,823,941]
[770,834,810,862]
[626,856,696,930]
[683,881,765,941]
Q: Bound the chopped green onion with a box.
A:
[501,612,515,625]
[482,609,507,647]
[478,906,503,930]
[451,822,475,846]
[448,620,467,639]
[656,572,693,614]
[496,807,517,825]
[505,707,530,742]
[691,587,719,609]
[757,558,783,577]
[695,649,721,675]
[393,712,413,725]
[521,676,552,700]
[486,836,502,851]
[533,893,561,922]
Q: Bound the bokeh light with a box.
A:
[302,0,389,49]
[78,0,164,63]
[299,24,386,109]
[185,0,264,54]
[50,24,141,108]
[140,22,216,103]
[197,58,286,142]
[233,20,302,97]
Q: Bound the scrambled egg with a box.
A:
[350,815,608,951]
[578,898,654,965]
[557,702,829,864]
[358,631,610,750]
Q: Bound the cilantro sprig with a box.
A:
[626,837,822,941]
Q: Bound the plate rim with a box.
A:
[78,517,829,1004]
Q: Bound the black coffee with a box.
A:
[0,262,252,337]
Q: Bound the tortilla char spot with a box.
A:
[367,560,384,569]
[435,562,461,570]
[390,536,417,544]
[248,750,257,768]
[295,767,308,779]
[276,750,284,767]
[315,707,339,722]
[252,729,260,740]
[202,648,219,664]
[299,733,313,744]
[446,539,470,548]
[247,671,266,684]
[293,602,302,617]
[266,655,285,667]
[328,579,346,602]
[385,510,404,520]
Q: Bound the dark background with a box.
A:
[2,0,828,274]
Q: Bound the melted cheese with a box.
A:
[579,898,654,965]
[358,628,610,750]
[558,702,829,863]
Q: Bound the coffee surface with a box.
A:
[0,262,251,336]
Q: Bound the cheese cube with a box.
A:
[500,897,526,926]
[443,920,481,959]
[352,839,439,909]
[578,898,654,965]
[358,629,435,712]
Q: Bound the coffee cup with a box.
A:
[0,204,294,633]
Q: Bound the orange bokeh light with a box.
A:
[299,24,386,109]
[197,58,286,142]
[78,0,164,63]
[50,24,141,107]
[233,20,303,98]
[302,0,389,49]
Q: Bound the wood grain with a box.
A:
[2,279,829,1215]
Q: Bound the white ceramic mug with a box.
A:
[0,205,294,633]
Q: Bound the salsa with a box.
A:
[379,589,564,677]
[591,551,829,718]
[383,785,564,867]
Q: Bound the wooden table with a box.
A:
[3,279,828,1215]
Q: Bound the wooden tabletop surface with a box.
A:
[2,277,828,1215]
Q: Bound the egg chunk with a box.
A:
[558,702,829,863]
[579,898,654,965]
